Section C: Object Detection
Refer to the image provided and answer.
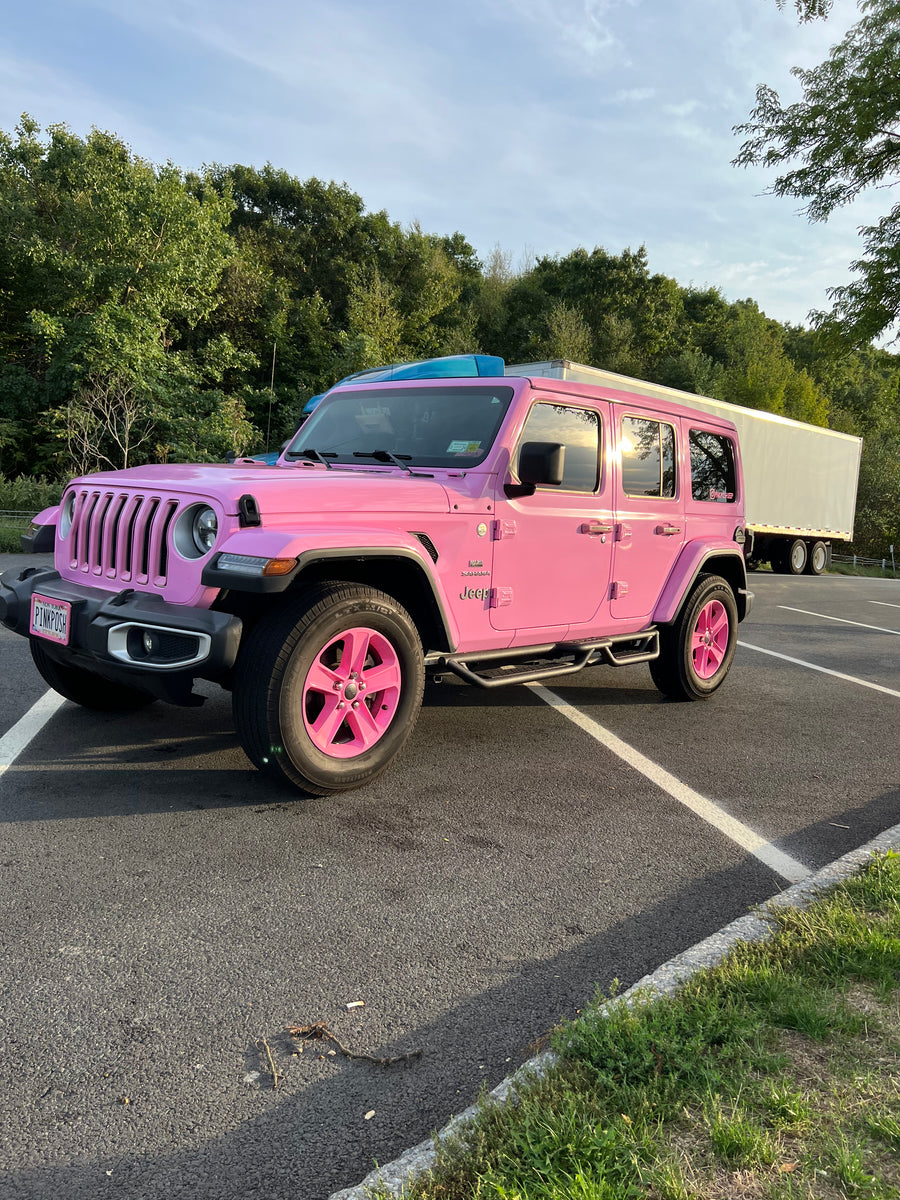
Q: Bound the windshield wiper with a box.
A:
[284,447,336,468]
[352,450,434,479]
[353,450,414,473]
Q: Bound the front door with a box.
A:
[490,398,613,633]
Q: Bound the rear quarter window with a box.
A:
[689,429,737,503]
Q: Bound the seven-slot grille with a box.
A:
[65,488,180,586]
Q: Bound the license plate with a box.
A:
[30,594,71,645]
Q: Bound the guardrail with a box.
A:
[0,509,34,528]
[0,510,35,552]
[833,552,898,577]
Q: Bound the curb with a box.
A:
[329,822,900,1200]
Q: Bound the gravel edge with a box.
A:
[328,823,900,1200]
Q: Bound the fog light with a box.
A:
[142,630,156,655]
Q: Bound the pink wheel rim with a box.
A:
[691,599,729,680]
[301,626,402,759]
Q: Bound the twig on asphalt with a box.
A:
[257,1036,282,1088]
[287,1021,423,1067]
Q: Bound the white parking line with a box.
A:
[738,641,900,698]
[779,606,900,635]
[870,601,900,610]
[0,690,66,781]
[528,683,810,883]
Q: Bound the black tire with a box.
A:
[30,639,157,711]
[806,540,827,575]
[650,575,738,701]
[232,582,425,795]
[786,538,808,575]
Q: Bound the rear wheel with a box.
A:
[787,538,808,575]
[650,575,738,701]
[806,540,827,575]
[232,582,425,795]
[30,640,156,710]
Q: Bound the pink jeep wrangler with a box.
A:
[0,357,752,795]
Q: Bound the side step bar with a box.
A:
[428,630,659,689]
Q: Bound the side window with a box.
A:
[621,416,676,498]
[689,429,737,503]
[517,403,600,492]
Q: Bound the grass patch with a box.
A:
[0,474,63,552]
[0,526,27,552]
[828,562,899,580]
[376,852,900,1200]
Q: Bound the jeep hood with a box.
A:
[72,462,452,515]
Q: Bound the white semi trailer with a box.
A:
[508,360,863,576]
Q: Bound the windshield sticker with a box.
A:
[446,440,482,454]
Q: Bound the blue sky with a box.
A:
[1,0,876,331]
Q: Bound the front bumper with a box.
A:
[0,566,242,706]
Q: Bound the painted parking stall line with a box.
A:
[0,689,66,781]
[738,641,900,699]
[528,683,810,883]
[778,606,900,635]
[870,601,900,610]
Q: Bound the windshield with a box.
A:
[285,385,514,468]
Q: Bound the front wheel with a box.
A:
[232,583,425,795]
[650,575,738,701]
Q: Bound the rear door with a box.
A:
[610,410,685,622]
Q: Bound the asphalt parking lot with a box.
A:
[1,560,898,1200]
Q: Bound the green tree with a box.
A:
[336,265,405,372]
[0,116,249,472]
[204,164,482,433]
[734,1,900,343]
[775,0,835,18]
[851,431,900,553]
[527,299,594,362]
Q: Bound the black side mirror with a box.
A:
[505,441,565,498]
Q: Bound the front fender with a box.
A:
[653,541,749,625]
[208,524,440,574]
[20,504,59,553]
[201,525,459,648]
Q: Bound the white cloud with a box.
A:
[663,100,700,119]
[490,0,638,71]
[614,88,655,103]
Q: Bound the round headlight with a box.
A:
[191,506,218,555]
[59,492,76,539]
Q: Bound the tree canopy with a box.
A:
[735,0,900,345]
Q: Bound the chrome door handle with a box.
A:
[655,525,682,536]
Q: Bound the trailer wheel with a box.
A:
[806,541,827,575]
[786,538,808,575]
[232,582,425,795]
[650,575,738,701]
